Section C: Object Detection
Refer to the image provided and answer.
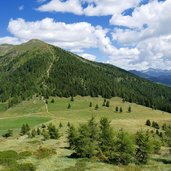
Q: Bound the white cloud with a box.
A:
[37,0,83,15]
[7,18,107,50]
[37,0,139,16]
[110,0,171,70]
[0,36,21,45]
[19,5,24,11]
[80,53,96,61]
[2,17,140,69]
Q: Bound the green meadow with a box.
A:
[0,96,171,171]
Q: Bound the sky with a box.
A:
[0,0,171,71]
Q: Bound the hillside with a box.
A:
[0,39,171,112]
[0,96,171,171]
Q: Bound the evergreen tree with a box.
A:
[48,123,60,139]
[95,104,99,110]
[128,106,131,113]
[135,131,152,164]
[71,96,74,102]
[42,130,50,140]
[20,124,30,136]
[74,117,99,158]
[106,101,110,107]
[2,129,13,138]
[59,122,63,128]
[41,124,46,128]
[67,122,71,127]
[120,107,123,113]
[99,118,114,158]
[102,99,106,106]
[31,129,37,138]
[37,128,41,135]
[67,125,78,149]
[110,130,135,165]
[51,98,55,103]
[115,106,119,112]
[89,102,92,107]
[67,103,71,109]
[145,120,151,127]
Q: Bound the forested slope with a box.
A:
[0,39,171,112]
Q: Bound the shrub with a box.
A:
[18,163,36,171]
[19,151,32,159]
[145,120,151,127]
[2,129,13,138]
[35,147,56,159]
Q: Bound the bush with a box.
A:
[35,147,56,159]
[145,120,151,127]
[18,163,36,171]
[48,123,60,139]
[2,129,13,138]
[19,151,32,159]
[51,99,55,103]
[95,104,99,110]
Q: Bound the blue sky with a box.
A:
[0,0,171,70]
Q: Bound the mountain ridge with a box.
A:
[0,40,171,113]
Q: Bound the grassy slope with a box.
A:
[0,96,171,170]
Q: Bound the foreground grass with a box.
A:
[0,96,171,170]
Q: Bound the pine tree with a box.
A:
[115,106,119,112]
[67,122,71,127]
[48,123,60,139]
[146,120,151,127]
[102,99,106,106]
[67,125,78,149]
[135,131,152,164]
[2,129,13,138]
[51,98,55,103]
[89,102,92,107]
[95,104,99,110]
[71,96,74,102]
[37,128,41,135]
[31,129,37,138]
[20,124,30,136]
[106,101,110,107]
[120,107,123,113]
[74,117,99,158]
[67,103,71,109]
[111,130,135,165]
[99,118,114,158]
[128,106,131,113]
[59,122,63,128]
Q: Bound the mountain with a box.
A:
[143,68,171,77]
[130,69,171,87]
[0,39,171,112]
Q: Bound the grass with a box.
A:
[0,96,171,170]
[0,116,50,135]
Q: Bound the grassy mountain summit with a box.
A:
[0,39,171,112]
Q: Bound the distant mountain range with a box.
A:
[130,68,171,87]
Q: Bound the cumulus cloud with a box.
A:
[1,17,140,70]
[110,0,171,70]
[37,0,139,16]
[80,53,96,61]
[2,0,171,71]
[7,18,106,50]
[0,36,21,45]
[37,0,83,15]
